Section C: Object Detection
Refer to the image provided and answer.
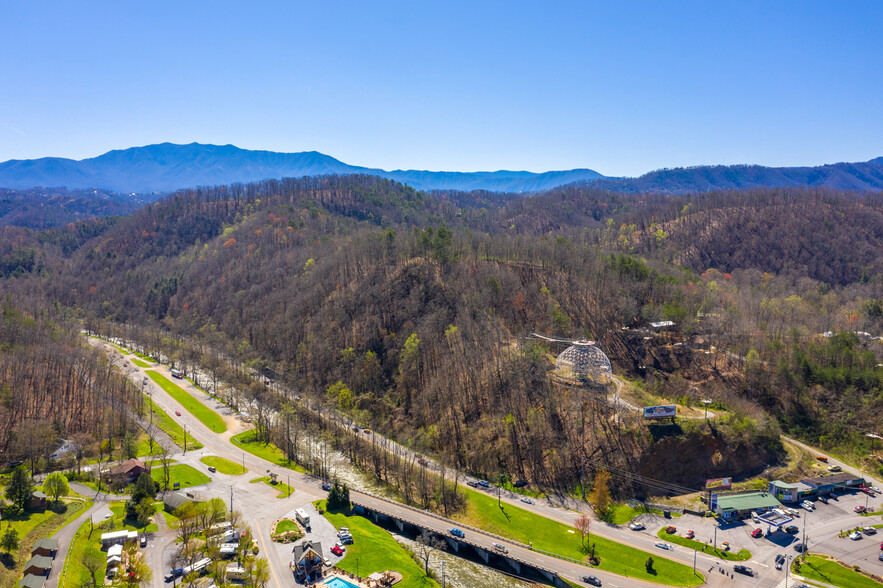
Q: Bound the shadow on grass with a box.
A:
[498,503,511,522]
[0,553,14,570]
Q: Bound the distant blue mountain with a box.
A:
[0,143,605,194]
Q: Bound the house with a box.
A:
[19,575,46,588]
[30,538,58,558]
[30,491,47,510]
[106,458,148,485]
[100,530,138,549]
[23,555,52,577]
[226,564,247,581]
[714,491,782,520]
[163,491,196,513]
[291,540,324,583]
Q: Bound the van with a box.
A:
[171,368,184,379]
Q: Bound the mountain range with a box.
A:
[0,142,881,195]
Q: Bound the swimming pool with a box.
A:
[322,577,361,588]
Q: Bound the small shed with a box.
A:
[23,555,52,577]
[19,574,47,588]
[30,491,47,510]
[100,530,138,549]
[31,537,58,558]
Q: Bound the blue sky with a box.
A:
[1,1,881,176]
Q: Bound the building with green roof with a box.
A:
[714,491,782,521]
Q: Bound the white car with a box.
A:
[848,531,862,540]
[628,522,645,531]
[655,542,672,550]
[800,501,814,511]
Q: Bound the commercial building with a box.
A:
[801,472,865,496]
[768,480,815,503]
[714,491,782,521]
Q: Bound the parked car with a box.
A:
[628,522,645,531]
[466,481,479,487]
[818,495,828,504]
[861,487,875,496]
[733,565,754,576]
[340,536,353,545]
[330,545,344,556]
[863,527,877,535]
[685,530,694,539]
[655,542,672,550]
[520,497,535,504]
[855,506,867,513]
[751,528,763,538]
[582,575,602,586]
[827,465,842,472]
[207,466,216,473]
[775,554,785,570]
[165,569,183,582]
[800,500,814,511]
[794,543,808,552]
[477,480,490,488]
[140,535,147,547]
[513,479,527,488]
[849,531,863,540]
[879,552,883,562]
[664,525,677,534]
[492,543,508,553]
[450,528,465,538]
[321,483,332,491]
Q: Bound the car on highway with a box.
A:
[855,505,867,513]
[321,483,332,491]
[664,525,676,534]
[207,466,216,473]
[655,542,672,550]
[628,522,645,531]
[450,528,465,538]
[330,545,344,556]
[751,528,763,538]
[849,531,863,540]
[775,554,785,570]
[733,565,754,576]
[477,480,490,488]
[816,455,828,462]
[492,543,508,553]
[466,481,479,487]
[520,497,535,504]
[827,465,842,472]
[582,575,602,586]
[800,500,814,511]
[175,410,181,416]
[794,543,808,552]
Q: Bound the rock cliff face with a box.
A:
[636,430,780,495]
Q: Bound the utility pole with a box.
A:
[713,526,717,551]
[183,425,187,454]
[230,485,233,513]
[693,548,697,575]
[801,509,808,562]
[288,475,291,498]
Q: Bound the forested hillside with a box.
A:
[0,176,881,493]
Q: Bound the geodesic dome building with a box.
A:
[553,341,612,386]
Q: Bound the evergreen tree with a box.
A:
[0,528,19,555]
[5,467,33,512]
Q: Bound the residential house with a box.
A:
[30,538,58,558]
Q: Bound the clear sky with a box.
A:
[1,1,881,177]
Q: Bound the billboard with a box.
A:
[710,493,718,510]
[643,405,677,419]
[705,477,732,490]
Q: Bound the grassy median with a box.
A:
[796,554,882,588]
[457,487,703,586]
[145,370,226,433]
[655,528,750,561]
[231,430,306,473]
[201,455,247,475]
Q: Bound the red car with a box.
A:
[855,506,867,513]
[751,528,763,538]
[175,410,181,416]
[685,530,695,539]
[330,545,344,556]
[665,526,677,534]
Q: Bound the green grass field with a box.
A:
[0,500,86,588]
[249,476,295,498]
[231,430,306,472]
[145,370,226,433]
[151,463,211,490]
[456,488,702,586]
[317,500,439,587]
[201,455,247,475]
[275,519,300,534]
[655,528,750,561]
[131,358,151,368]
[88,335,130,354]
[797,555,883,588]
